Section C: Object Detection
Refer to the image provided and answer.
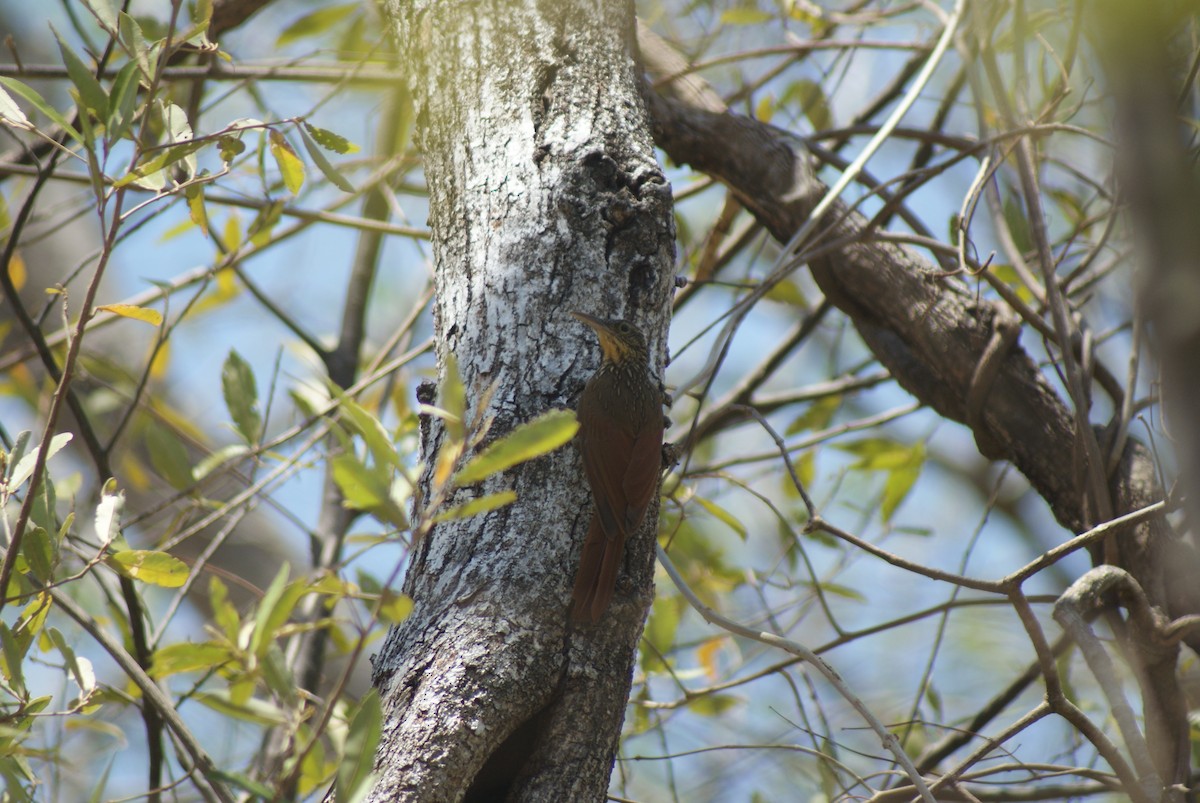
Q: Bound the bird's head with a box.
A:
[571,312,648,366]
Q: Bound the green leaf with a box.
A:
[0,623,27,697]
[269,129,305,194]
[260,644,298,705]
[834,437,914,470]
[786,78,833,132]
[377,591,413,624]
[785,396,840,436]
[217,134,246,163]
[82,0,118,33]
[221,349,262,444]
[106,61,140,142]
[835,439,925,523]
[48,628,93,694]
[880,444,924,523]
[113,140,205,189]
[687,693,740,717]
[118,12,152,81]
[641,596,682,673]
[1002,195,1033,255]
[989,264,1036,304]
[108,550,188,587]
[9,432,72,489]
[247,199,284,247]
[55,31,109,119]
[195,690,288,726]
[192,443,249,480]
[143,423,194,490]
[250,565,308,658]
[303,121,360,154]
[210,576,240,640]
[185,184,208,236]
[299,123,354,192]
[437,354,466,440]
[150,641,232,678]
[331,454,409,528]
[454,409,579,485]
[433,491,516,522]
[0,78,81,142]
[337,397,401,471]
[694,496,747,540]
[20,528,53,583]
[337,689,382,801]
[277,3,358,47]
[719,8,772,24]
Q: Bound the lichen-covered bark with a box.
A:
[369,2,674,800]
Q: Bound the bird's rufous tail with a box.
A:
[570,514,624,624]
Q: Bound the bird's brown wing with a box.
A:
[577,402,633,540]
[621,415,664,531]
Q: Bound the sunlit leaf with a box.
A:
[9,432,72,489]
[119,12,151,80]
[331,454,409,528]
[106,62,140,142]
[107,550,188,587]
[0,77,81,141]
[95,303,162,326]
[454,409,578,485]
[719,8,772,24]
[186,184,208,236]
[55,31,108,118]
[150,642,233,678]
[299,124,354,192]
[82,0,118,32]
[337,397,401,470]
[269,129,305,194]
[303,121,360,154]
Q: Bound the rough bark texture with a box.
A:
[368,2,674,801]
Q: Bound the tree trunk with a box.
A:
[368,2,675,801]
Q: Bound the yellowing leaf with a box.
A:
[96,303,163,326]
[454,409,579,485]
[694,496,747,540]
[108,550,188,587]
[697,638,723,679]
[6,252,24,291]
[149,340,170,380]
[269,129,305,194]
[151,641,232,678]
[720,8,772,24]
[186,184,208,236]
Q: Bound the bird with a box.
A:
[569,312,665,624]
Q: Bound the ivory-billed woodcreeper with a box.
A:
[570,312,664,624]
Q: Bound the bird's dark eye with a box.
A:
[618,323,630,333]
